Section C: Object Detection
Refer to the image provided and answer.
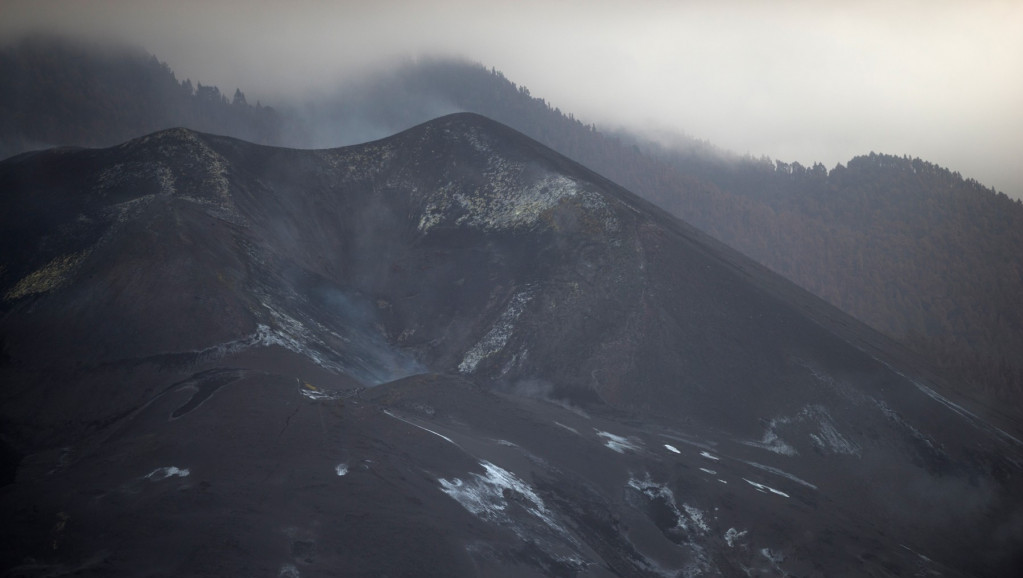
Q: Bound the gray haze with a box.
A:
[3,0,1022,198]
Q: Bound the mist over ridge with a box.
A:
[2,0,1021,200]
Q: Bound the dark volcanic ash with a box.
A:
[0,114,1020,576]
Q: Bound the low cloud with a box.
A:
[3,0,1021,196]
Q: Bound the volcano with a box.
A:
[1,113,1020,576]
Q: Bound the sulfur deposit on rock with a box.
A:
[4,250,89,301]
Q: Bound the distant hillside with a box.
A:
[1,38,1020,418]
[0,35,281,158]
[651,150,1023,410]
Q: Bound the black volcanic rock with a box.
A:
[1,113,1021,576]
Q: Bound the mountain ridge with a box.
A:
[4,38,1019,419]
[2,114,1021,575]
[2,114,1018,447]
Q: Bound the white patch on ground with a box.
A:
[908,376,1023,446]
[438,459,583,568]
[419,173,589,233]
[699,468,717,475]
[900,544,933,563]
[873,398,940,451]
[194,323,308,366]
[113,185,158,212]
[724,528,748,548]
[743,479,790,498]
[258,304,347,374]
[335,463,348,476]
[745,404,860,457]
[817,338,1023,447]
[128,130,247,225]
[803,405,861,456]
[659,433,720,454]
[458,287,536,374]
[682,505,711,533]
[317,143,395,184]
[440,461,552,524]
[383,410,458,446]
[475,174,582,230]
[717,479,728,484]
[597,431,642,453]
[743,418,799,456]
[627,474,710,536]
[814,342,1023,447]
[96,161,176,205]
[191,304,345,377]
[498,347,528,376]
[554,422,579,435]
[625,475,719,577]
[793,357,870,405]
[189,291,420,385]
[165,130,232,204]
[760,548,786,572]
[699,451,720,461]
[741,461,818,490]
[278,563,300,578]
[145,466,190,481]
[417,129,618,236]
[299,382,342,402]
[663,444,681,454]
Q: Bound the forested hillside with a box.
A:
[2,38,1020,419]
[657,151,1023,409]
[0,36,281,159]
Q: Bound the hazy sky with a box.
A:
[3,0,1022,197]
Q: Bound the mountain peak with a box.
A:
[2,119,1022,576]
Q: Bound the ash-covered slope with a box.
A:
[1,114,1021,577]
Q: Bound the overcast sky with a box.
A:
[3,0,1022,198]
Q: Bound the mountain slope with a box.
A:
[3,39,1021,417]
[642,148,1023,413]
[276,55,1023,415]
[2,113,1022,577]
